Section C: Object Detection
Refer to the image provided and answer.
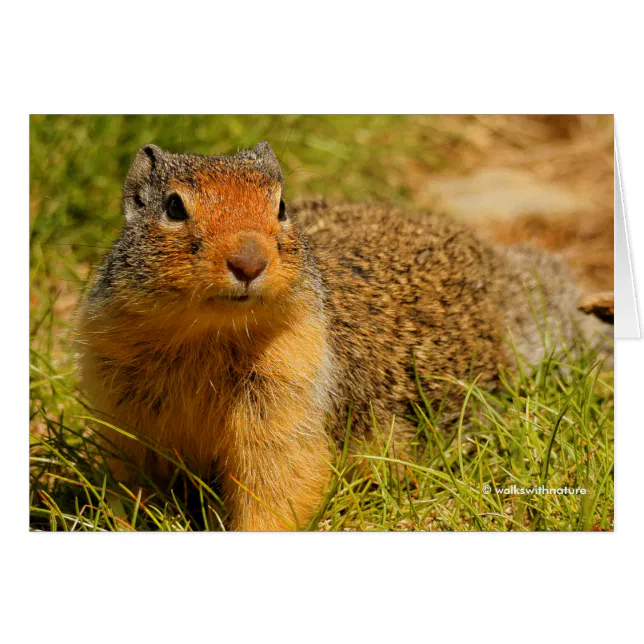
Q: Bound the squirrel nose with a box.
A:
[227,240,269,285]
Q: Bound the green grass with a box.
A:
[29,115,614,531]
[30,339,614,532]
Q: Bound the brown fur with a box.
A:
[75,142,612,531]
[473,209,614,293]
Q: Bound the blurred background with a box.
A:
[30,114,614,409]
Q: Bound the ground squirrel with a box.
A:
[76,142,611,531]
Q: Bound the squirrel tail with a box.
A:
[495,243,613,368]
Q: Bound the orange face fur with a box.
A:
[157,171,296,307]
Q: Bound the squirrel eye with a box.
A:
[278,199,287,222]
[166,194,188,221]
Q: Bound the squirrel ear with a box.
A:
[253,141,283,183]
[123,144,166,221]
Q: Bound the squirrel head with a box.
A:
[110,142,309,332]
